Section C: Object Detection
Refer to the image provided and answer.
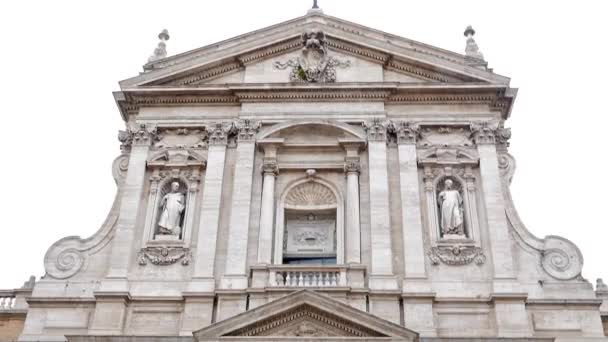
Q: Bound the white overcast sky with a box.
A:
[0,0,606,289]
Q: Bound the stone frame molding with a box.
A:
[139,147,206,265]
[274,177,345,265]
[416,124,484,266]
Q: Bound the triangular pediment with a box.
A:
[120,12,509,89]
[193,290,418,341]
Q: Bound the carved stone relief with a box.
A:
[428,246,486,266]
[274,31,351,83]
[224,304,385,337]
[154,128,207,149]
[137,247,191,266]
[418,126,473,147]
[284,182,337,207]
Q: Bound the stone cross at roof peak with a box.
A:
[308,0,323,14]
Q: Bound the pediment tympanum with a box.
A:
[120,12,509,89]
[193,290,418,341]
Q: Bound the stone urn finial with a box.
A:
[463,25,484,61]
[148,29,170,63]
[597,278,608,292]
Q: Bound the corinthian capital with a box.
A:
[207,122,233,146]
[394,121,420,145]
[234,119,260,142]
[119,124,158,150]
[363,118,390,142]
[470,121,497,145]
[495,124,512,150]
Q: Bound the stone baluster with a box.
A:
[364,119,397,290]
[221,120,260,290]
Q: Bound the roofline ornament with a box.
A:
[274,31,350,83]
[148,29,170,63]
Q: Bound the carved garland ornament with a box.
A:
[137,247,191,266]
[428,246,486,266]
[274,31,351,83]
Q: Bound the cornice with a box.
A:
[114,83,515,119]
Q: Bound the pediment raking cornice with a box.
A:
[119,12,510,88]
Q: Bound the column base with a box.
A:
[369,275,398,290]
[187,277,216,292]
[220,275,248,290]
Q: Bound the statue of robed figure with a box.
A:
[157,181,185,237]
[438,179,465,238]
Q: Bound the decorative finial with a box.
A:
[308,0,323,14]
[597,278,608,292]
[148,29,170,63]
[463,25,484,61]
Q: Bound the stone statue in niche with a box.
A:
[438,179,465,239]
[157,181,185,238]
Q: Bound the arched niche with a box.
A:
[274,177,345,265]
[422,166,481,247]
[154,177,190,239]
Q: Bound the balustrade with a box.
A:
[267,266,347,288]
[0,291,16,310]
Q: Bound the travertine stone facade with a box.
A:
[7,7,608,342]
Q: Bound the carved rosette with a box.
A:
[138,247,191,266]
[363,119,389,142]
[428,246,486,266]
[394,121,419,145]
[235,119,260,142]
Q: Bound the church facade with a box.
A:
[3,6,608,342]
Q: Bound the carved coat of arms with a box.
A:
[274,31,351,83]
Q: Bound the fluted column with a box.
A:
[191,123,229,291]
[221,121,259,290]
[257,144,279,265]
[364,119,397,290]
[472,122,516,283]
[395,122,427,279]
[341,142,363,264]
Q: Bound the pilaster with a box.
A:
[103,125,155,290]
[191,123,229,291]
[395,122,427,280]
[472,122,516,285]
[221,120,259,290]
[364,119,397,290]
